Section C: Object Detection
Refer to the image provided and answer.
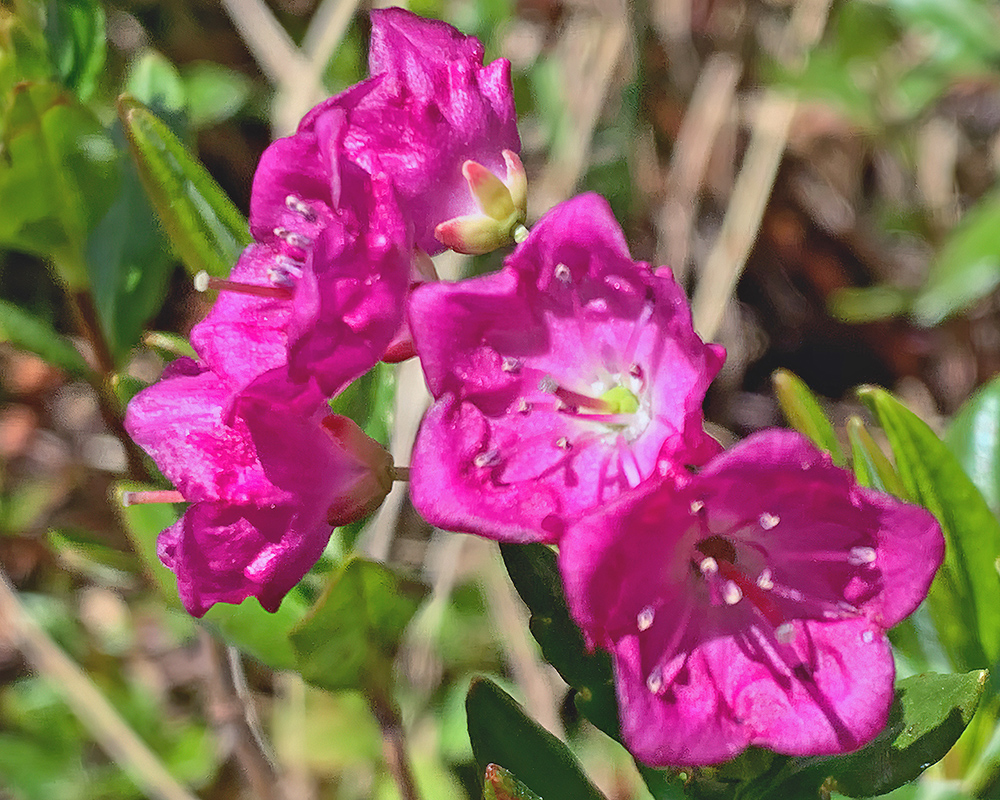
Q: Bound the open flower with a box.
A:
[559,429,944,765]
[124,358,394,616]
[409,194,724,542]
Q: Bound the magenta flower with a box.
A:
[191,107,412,399]
[124,358,394,616]
[558,429,944,766]
[408,194,724,543]
[313,7,523,255]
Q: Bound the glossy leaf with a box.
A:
[290,557,428,693]
[772,369,846,465]
[946,374,1000,515]
[466,677,605,800]
[484,764,543,800]
[499,543,618,738]
[859,387,1000,670]
[0,81,117,288]
[766,671,987,798]
[0,299,90,377]
[846,415,907,498]
[114,481,306,670]
[117,95,250,279]
[43,0,106,101]
[912,189,1000,325]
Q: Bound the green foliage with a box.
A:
[290,557,428,693]
[484,763,544,800]
[43,0,106,102]
[466,677,606,800]
[859,387,1000,672]
[0,81,117,288]
[946,372,1000,516]
[847,416,908,498]
[0,297,90,377]
[117,95,251,279]
[772,369,847,465]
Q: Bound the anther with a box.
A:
[553,263,571,283]
[501,356,521,373]
[722,580,743,605]
[689,500,705,514]
[628,363,643,379]
[756,568,774,591]
[539,375,558,393]
[637,606,655,632]
[646,667,663,694]
[759,512,780,530]
[848,546,877,566]
[285,194,317,221]
[775,623,795,643]
[861,630,874,643]
[555,436,572,450]
[516,399,531,415]
[699,557,718,575]
[273,227,313,249]
[194,271,293,300]
[473,450,501,468]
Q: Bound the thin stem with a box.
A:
[367,692,421,800]
[0,567,198,800]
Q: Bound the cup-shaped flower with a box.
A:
[558,429,944,766]
[325,7,521,255]
[124,358,395,616]
[191,111,411,399]
[409,194,724,543]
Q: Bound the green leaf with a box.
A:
[0,6,52,98]
[859,387,1000,670]
[499,543,618,738]
[117,95,250,279]
[946,373,1000,515]
[484,764,543,800]
[114,481,306,670]
[43,0,106,101]
[290,557,428,693]
[0,81,117,288]
[182,62,252,129]
[85,121,176,363]
[769,671,987,798]
[828,285,911,324]
[913,189,1000,325]
[771,369,846,465]
[328,361,397,448]
[846,415,907,498]
[126,51,186,114]
[0,298,89,377]
[466,677,606,800]
[883,0,1000,69]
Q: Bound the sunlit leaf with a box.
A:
[846,415,907,498]
[772,369,846,465]
[43,0,105,101]
[946,373,1000,515]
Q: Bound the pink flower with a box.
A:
[124,359,394,616]
[191,89,412,398]
[558,430,944,766]
[321,7,523,255]
[408,194,724,543]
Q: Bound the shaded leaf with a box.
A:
[0,81,117,288]
[946,374,1000,515]
[43,0,105,101]
[114,481,305,670]
[466,677,605,800]
[828,285,911,324]
[772,369,846,465]
[859,387,1000,670]
[0,298,89,377]
[182,62,252,128]
[846,415,907,498]
[117,95,250,279]
[484,763,543,800]
[290,557,428,693]
[126,50,185,114]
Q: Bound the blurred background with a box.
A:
[2,0,1000,797]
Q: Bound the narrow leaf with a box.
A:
[466,677,605,800]
[846,415,907,498]
[290,557,427,693]
[117,95,250,279]
[859,387,1000,670]
[0,299,90,377]
[44,0,106,101]
[946,374,1000,515]
[484,764,543,800]
[772,369,846,465]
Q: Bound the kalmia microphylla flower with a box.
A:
[558,429,944,766]
[123,358,395,617]
[191,111,412,398]
[312,7,522,256]
[408,194,724,543]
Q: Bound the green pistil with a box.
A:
[600,385,640,415]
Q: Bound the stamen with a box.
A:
[284,194,317,221]
[756,568,774,591]
[722,580,743,605]
[273,227,313,249]
[637,605,655,632]
[758,512,780,530]
[554,436,572,450]
[516,399,531,415]
[848,546,877,566]
[646,667,663,694]
[194,272,293,300]
[121,490,185,507]
[699,557,718,575]
[553,263,571,283]
[862,630,874,643]
[690,500,705,514]
[473,449,501,468]
[775,622,795,643]
[501,356,521,373]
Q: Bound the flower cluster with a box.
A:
[407,194,944,765]
[125,8,522,617]
[125,5,945,771]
